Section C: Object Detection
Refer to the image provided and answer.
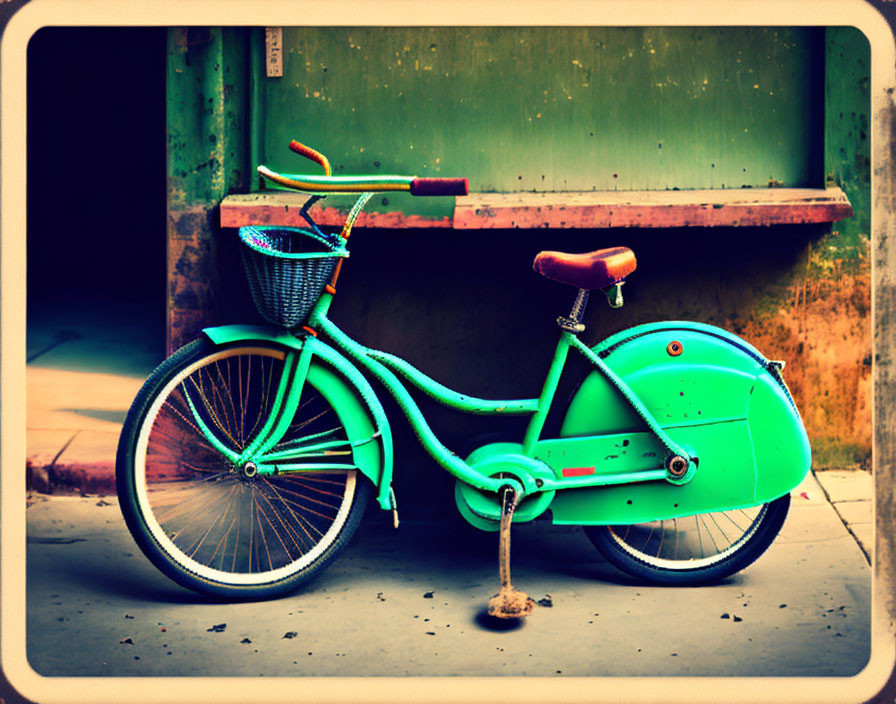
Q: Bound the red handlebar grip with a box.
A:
[409,177,469,196]
[288,140,331,175]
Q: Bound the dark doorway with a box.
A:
[27,27,167,366]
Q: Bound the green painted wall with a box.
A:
[166,27,251,350]
[256,27,824,218]
[824,26,872,267]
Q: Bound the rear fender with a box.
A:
[202,325,395,510]
[550,321,811,525]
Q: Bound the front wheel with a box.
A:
[583,494,790,586]
[116,338,372,600]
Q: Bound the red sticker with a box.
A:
[562,466,596,477]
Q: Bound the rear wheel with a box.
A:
[584,494,790,585]
[116,338,372,600]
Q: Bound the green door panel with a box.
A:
[553,321,811,524]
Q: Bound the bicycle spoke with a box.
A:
[135,344,362,586]
[208,497,240,566]
[260,478,327,545]
[252,493,277,572]
[269,476,349,500]
[162,482,238,538]
[188,373,240,450]
[231,497,242,573]
[277,473,351,488]
[254,484,316,556]
[673,517,679,560]
[273,425,344,451]
[184,484,240,559]
[264,489,342,519]
[289,406,334,434]
[212,359,240,448]
[655,520,666,558]
[695,514,705,558]
[162,393,206,440]
[699,514,722,554]
[707,512,732,546]
[243,355,275,449]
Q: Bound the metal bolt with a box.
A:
[666,455,689,477]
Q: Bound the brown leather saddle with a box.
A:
[533,246,636,290]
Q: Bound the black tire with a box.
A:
[583,493,790,586]
[116,337,373,600]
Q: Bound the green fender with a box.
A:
[546,321,811,525]
[202,325,394,511]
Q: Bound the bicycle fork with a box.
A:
[182,342,358,480]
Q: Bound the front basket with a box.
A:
[239,226,347,329]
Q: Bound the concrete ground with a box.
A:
[25,297,163,495]
[23,471,871,679]
[20,297,874,680]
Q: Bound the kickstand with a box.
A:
[487,486,535,619]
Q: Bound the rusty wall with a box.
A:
[724,26,873,469]
[167,28,250,351]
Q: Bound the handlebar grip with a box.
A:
[288,140,331,176]
[409,177,469,197]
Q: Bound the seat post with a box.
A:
[557,288,590,333]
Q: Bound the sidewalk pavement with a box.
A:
[21,469,872,682]
[813,469,873,562]
[25,300,161,494]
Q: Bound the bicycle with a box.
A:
[116,140,811,614]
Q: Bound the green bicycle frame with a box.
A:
[200,288,702,509]
[197,185,809,527]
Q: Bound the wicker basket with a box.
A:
[239,226,347,329]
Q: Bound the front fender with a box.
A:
[202,325,395,511]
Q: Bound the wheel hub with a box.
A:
[237,461,259,482]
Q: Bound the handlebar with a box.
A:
[258,140,468,197]
[288,140,331,176]
[408,177,468,196]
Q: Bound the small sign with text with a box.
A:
[265,27,283,78]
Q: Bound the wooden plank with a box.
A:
[222,187,852,230]
[454,187,853,229]
[220,191,452,229]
